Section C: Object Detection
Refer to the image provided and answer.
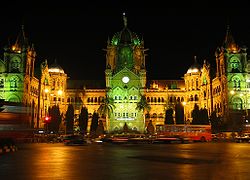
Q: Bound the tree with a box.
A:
[65,104,74,134]
[96,120,105,136]
[191,105,210,125]
[78,106,88,135]
[48,105,62,133]
[165,108,174,124]
[90,111,99,136]
[97,95,115,130]
[136,94,151,129]
[175,103,184,124]
[146,120,155,134]
[136,94,151,113]
[210,111,223,133]
[200,108,209,125]
[191,104,200,124]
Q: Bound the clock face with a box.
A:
[122,76,130,83]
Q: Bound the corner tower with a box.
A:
[215,25,250,126]
[0,25,36,104]
[104,13,148,133]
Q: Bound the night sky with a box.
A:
[1,2,250,80]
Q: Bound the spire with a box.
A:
[12,24,29,52]
[223,25,238,52]
[123,12,127,28]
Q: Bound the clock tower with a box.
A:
[104,13,147,133]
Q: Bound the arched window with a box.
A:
[152,113,157,118]
[194,94,198,101]
[169,97,173,103]
[231,58,241,73]
[11,57,21,73]
[190,95,193,101]
[232,76,241,90]
[232,97,243,110]
[10,76,19,89]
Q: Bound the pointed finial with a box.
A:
[226,24,230,36]
[194,55,197,63]
[54,58,57,64]
[123,12,127,27]
[107,36,110,45]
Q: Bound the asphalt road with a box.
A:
[0,142,250,180]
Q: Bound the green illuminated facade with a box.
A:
[0,26,35,104]
[215,26,250,124]
[105,14,147,132]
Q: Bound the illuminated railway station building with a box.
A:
[0,15,249,133]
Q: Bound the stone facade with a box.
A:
[0,18,250,133]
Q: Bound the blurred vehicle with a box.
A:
[63,135,87,145]
[127,134,151,144]
[235,133,250,143]
[111,135,129,144]
[155,124,212,142]
[152,135,183,144]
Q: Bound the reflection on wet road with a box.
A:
[0,142,250,180]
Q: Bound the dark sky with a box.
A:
[1,2,250,80]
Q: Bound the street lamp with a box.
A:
[45,88,49,93]
[43,88,49,131]
[58,89,63,96]
[44,116,51,133]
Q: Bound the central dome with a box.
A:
[187,56,201,74]
[48,61,64,74]
[111,14,140,46]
